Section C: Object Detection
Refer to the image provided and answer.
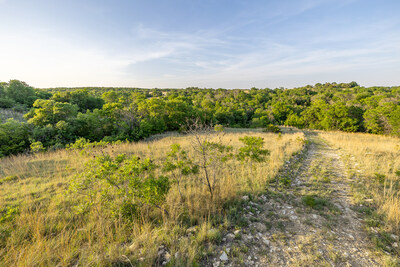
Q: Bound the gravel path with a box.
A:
[209,134,382,266]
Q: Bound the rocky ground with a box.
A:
[205,134,393,266]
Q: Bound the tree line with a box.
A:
[1,80,399,157]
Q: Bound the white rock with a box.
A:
[220,251,228,261]
[262,238,270,246]
[393,242,398,248]
[226,248,231,253]
[253,222,267,232]
[213,261,220,267]
[186,226,197,234]
[242,195,249,201]
[164,252,171,261]
[226,233,235,241]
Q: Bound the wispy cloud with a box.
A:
[1,0,399,88]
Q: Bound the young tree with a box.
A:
[187,120,232,199]
[162,144,199,200]
[237,136,270,171]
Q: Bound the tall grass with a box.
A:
[0,128,305,266]
[320,131,400,234]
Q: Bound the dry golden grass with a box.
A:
[0,128,305,266]
[319,131,400,234]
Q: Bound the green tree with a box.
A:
[0,119,31,157]
[25,99,79,127]
[4,80,36,107]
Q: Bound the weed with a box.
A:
[301,195,329,210]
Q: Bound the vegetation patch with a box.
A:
[301,195,330,210]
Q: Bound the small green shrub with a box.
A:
[162,144,199,199]
[301,195,329,210]
[237,136,270,163]
[69,153,170,221]
[214,124,224,132]
[263,124,281,133]
[30,141,45,153]
[374,173,386,185]
[0,207,19,223]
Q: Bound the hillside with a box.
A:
[0,128,399,266]
[1,80,400,158]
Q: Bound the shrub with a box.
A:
[263,124,281,133]
[30,141,45,153]
[301,195,329,210]
[237,136,270,163]
[162,144,199,199]
[69,153,170,221]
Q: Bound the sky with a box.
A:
[1,0,400,89]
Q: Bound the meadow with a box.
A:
[320,132,400,237]
[0,128,305,266]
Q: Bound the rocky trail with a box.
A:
[208,134,383,266]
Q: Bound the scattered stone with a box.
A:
[242,234,253,243]
[290,215,298,220]
[226,248,231,254]
[391,234,399,241]
[262,238,270,246]
[164,252,171,262]
[393,242,398,248]
[213,261,220,267]
[220,251,228,261]
[253,222,267,232]
[242,195,249,201]
[226,233,235,242]
[158,247,165,256]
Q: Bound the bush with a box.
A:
[263,124,281,133]
[30,141,45,153]
[237,136,269,163]
[301,195,329,210]
[0,119,31,157]
[0,98,15,108]
[69,154,170,221]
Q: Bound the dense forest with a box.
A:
[1,80,399,157]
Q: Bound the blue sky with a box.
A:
[1,0,400,88]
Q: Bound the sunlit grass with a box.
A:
[0,128,305,266]
[319,131,400,234]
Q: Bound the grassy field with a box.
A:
[0,128,306,266]
[320,131,400,234]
